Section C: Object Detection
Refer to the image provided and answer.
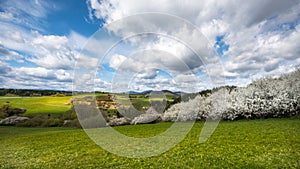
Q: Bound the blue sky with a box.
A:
[0,0,299,92]
[45,0,99,36]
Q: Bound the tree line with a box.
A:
[0,89,72,96]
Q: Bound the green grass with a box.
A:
[0,117,299,168]
[0,96,72,115]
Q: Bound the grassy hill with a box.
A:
[0,117,299,168]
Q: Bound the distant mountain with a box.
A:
[124,91,141,94]
[161,90,180,96]
[140,90,153,94]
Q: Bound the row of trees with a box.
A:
[0,89,72,96]
[163,69,300,121]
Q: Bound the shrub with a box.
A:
[62,108,78,120]
[42,118,62,127]
[63,119,82,128]
[51,93,65,97]
[17,114,63,127]
[0,111,5,119]
[107,108,120,117]
[4,93,19,97]
[0,102,26,117]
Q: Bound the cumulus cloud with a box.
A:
[0,66,74,90]
[87,0,300,91]
[106,31,212,83]
[0,0,87,90]
[0,43,23,62]
[1,0,299,92]
[111,48,195,80]
[0,61,12,75]
[126,73,206,93]
[32,35,69,49]
[0,21,79,70]
[109,54,127,69]
[24,34,77,70]
[0,12,81,89]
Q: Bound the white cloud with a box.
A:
[0,22,79,70]
[32,35,69,49]
[75,53,99,70]
[16,67,53,78]
[68,31,87,49]
[0,61,12,75]
[0,0,54,31]
[0,66,74,90]
[1,0,299,92]
[0,12,13,20]
[109,54,127,69]
[108,35,208,79]
[73,73,112,92]
[54,69,72,82]
[0,0,87,90]
[126,73,206,93]
[0,43,24,62]
[87,0,300,91]
[173,74,201,86]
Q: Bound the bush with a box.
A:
[17,109,83,128]
[4,93,19,97]
[0,102,11,117]
[107,108,121,117]
[51,93,65,97]
[63,119,82,128]
[63,108,78,120]
[16,114,63,127]
[42,118,62,127]
[0,102,26,117]
[0,111,5,119]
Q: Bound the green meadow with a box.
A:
[0,96,72,115]
[1,117,299,168]
[0,93,177,115]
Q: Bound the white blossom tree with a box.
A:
[163,69,300,121]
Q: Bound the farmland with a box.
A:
[0,117,299,168]
[0,96,72,115]
[0,91,179,116]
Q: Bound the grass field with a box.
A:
[0,96,72,115]
[0,117,299,168]
[0,93,111,115]
[0,93,178,115]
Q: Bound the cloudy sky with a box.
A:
[0,0,299,92]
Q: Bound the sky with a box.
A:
[0,0,299,92]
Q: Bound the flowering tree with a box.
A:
[163,69,300,121]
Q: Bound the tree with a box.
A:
[163,69,300,121]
